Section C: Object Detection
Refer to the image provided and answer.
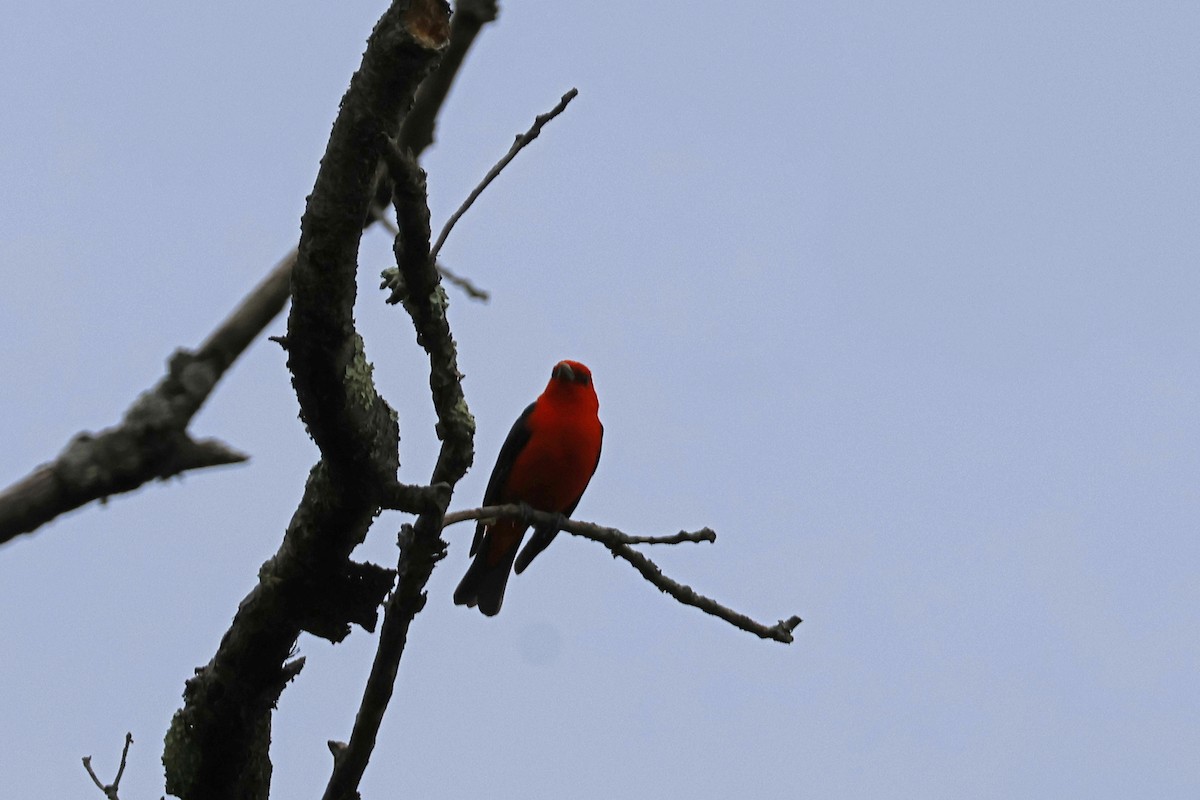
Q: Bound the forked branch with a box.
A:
[82,732,133,800]
[322,132,476,800]
[163,4,451,799]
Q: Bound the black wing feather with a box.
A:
[470,402,535,556]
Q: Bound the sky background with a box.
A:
[2,1,1198,797]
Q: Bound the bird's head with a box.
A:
[545,360,599,409]
[551,360,593,387]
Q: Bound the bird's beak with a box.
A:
[553,362,576,383]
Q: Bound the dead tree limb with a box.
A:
[0,252,297,545]
[0,0,497,549]
[322,138,476,800]
[162,5,451,799]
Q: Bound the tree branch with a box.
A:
[443,505,803,644]
[430,87,578,260]
[437,261,491,300]
[1,0,499,549]
[381,86,577,305]
[163,5,451,799]
[381,480,451,514]
[442,505,716,545]
[0,251,298,546]
[322,143,476,800]
[82,732,133,800]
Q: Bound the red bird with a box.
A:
[454,360,603,616]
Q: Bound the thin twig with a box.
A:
[442,505,716,546]
[436,261,490,301]
[609,540,803,644]
[112,732,131,790]
[82,732,133,800]
[430,87,578,260]
[442,505,801,644]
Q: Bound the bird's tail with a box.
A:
[453,540,519,617]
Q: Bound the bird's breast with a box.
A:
[501,411,601,512]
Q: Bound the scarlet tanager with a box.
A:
[454,360,603,616]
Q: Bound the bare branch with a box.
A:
[0,251,298,546]
[82,732,133,800]
[430,87,579,260]
[381,480,451,514]
[608,540,803,644]
[437,260,491,300]
[1,0,500,548]
[442,505,716,546]
[442,504,802,644]
[163,4,451,798]
[323,138,476,800]
[112,732,132,792]
[196,250,296,372]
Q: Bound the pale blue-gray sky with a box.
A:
[2,2,1198,798]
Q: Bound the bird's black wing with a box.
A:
[470,402,535,557]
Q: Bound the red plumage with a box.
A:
[454,360,603,616]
